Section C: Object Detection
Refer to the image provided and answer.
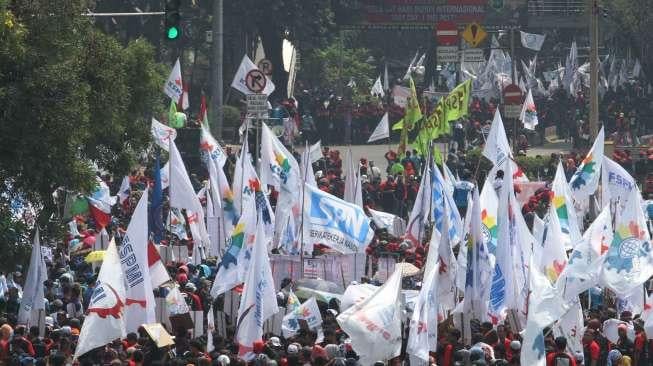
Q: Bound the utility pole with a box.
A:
[588,0,599,139]
[212,0,224,139]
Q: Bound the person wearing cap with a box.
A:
[508,341,521,365]
[546,336,576,366]
[182,282,203,311]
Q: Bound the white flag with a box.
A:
[519,89,538,130]
[405,165,432,246]
[74,239,126,359]
[302,183,374,254]
[553,300,584,355]
[163,58,183,101]
[569,127,604,201]
[520,31,546,51]
[371,75,385,98]
[231,55,275,95]
[600,188,653,296]
[343,148,363,208]
[282,297,323,338]
[308,140,323,164]
[200,125,227,168]
[521,258,569,366]
[601,156,637,212]
[482,110,512,167]
[117,176,130,205]
[119,190,155,332]
[169,140,211,249]
[151,118,177,151]
[551,162,582,250]
[18,229,47,326]
[557,205,612,301]
[236,216,279,359]
[410,222,442,357]
[367,113,390,143]
[368,208,406,238]
[207,306,215,353]
[337,268,403,365]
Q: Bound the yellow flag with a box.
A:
[442,79,471,124]
[399,77,422,154]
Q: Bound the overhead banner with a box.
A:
[334,0,528,29]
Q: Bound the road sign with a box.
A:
[436,46,459,63]
[503,84,523,104]
[462,48,484,63]
[257,59,273,76]
[435,21,459,46]
[246,94,269,118]
[245,69,266,93]
[503,84,523,119]
[462,22,487,47]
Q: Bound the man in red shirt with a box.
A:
[582,329,600,366]
[546,336,577,366]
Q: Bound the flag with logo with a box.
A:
[231,55,275,95]
[87,176,116,229]
[431,162,463,246]
[368,113,390,143]
[600,188,653,296]
[74,239,126,359]
[260,123,301,249]
[151,118,177,151]
[18,229,47,327]
[569,127,604,201]
[210,202,257,297]
[557,205,612,302]
[167,208,189,240]
[236,216,279,359]
[163,58,183,102]
[117,176,130,205]
[539,205,569,284]
[463,187,493,323]
[119,190,155,332]
[282,297,323,338]
[602,156,637,212]
[436,204,458,311]
[551,162,582,250]
[200,125,227,169]
[302,183,374,254]
[520,89,538,130]
[443,79,471,123]
[521,257,569,366]
[520,31,546,51]
[337,268,403,365]
[553,300,584,356]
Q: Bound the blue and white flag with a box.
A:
[600,188,653,297]
[431,163,463,245]
[281,296,322,338]
[302,183,374,254]
[602,156,637,212]
[569,127,604,201]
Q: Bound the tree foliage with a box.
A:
[0,0,165,223]
[300,36,375,103]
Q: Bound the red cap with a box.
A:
[253,340,266,354]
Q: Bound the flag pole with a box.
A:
[299,140,310,277]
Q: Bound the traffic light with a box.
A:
[164,0,181,40]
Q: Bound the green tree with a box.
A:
[603,0,653,76]
[226,0,334,100]
[0,0,165,228]
[300,36,375,103]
